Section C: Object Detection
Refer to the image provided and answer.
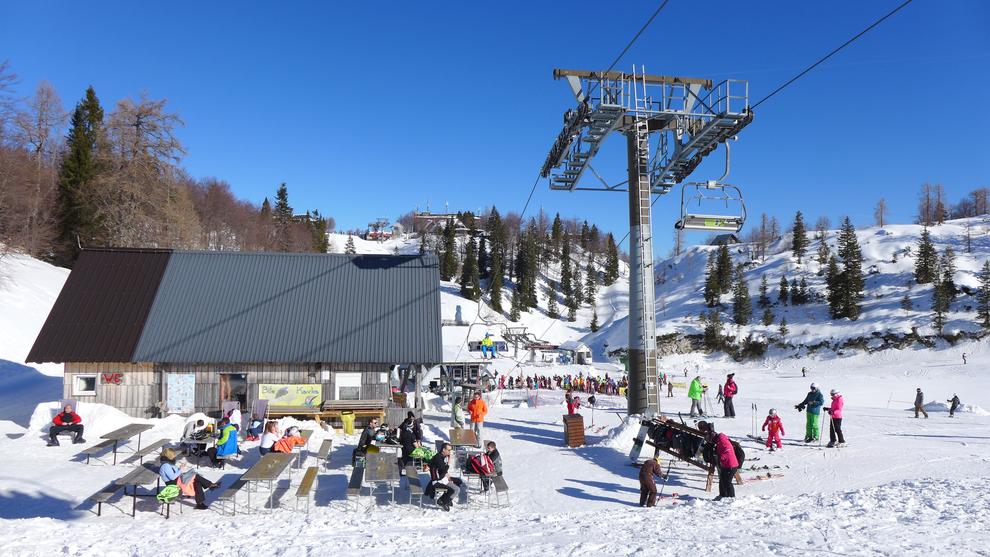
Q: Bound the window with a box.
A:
[73,375,97,396]
[335,372,362,401]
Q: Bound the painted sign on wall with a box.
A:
[258,384,322,407]
[101,373,123,385]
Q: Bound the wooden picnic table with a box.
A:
[241,452,295,512]
[101,423,155,465]
[115,462,161,517]
[292,430,314,468]
[364,453,400,503]
[450,428,478,448]
[375,441,403,456]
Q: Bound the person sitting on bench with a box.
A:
[159,448,218,510]
[479,441,503,492]
[206,418,238,467]
[397,411,423,467]
[352,417,380,465]
[246,414,264,441]
[426,443,462,511]
[272,426,306,454]
[181,418,210,455]
[48,404,85,446]
[259,421,280,456]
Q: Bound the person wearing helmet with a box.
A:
[481,333,497,359]
[723,373,738,418]
[762,408,785,451]
[795,383,825,442]
[638,454,668,507]
[914,388,929,418]
[824,389,845,448]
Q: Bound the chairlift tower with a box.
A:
[541,67,753,416]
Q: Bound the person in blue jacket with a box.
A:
[207,418,239,467]
[795,383,825,442]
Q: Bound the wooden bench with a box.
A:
[488,476,509,508]
[121,438,169,466]
[316,439,333,470]
[347,466,365,511]
[405,465,424,507]
[87,483,124,516]
[295,466,319,513]
[216,479,247,516]
[80,439,118,465]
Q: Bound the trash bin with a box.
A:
[341,411,356,435]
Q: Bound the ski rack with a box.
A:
[637,415,742,492]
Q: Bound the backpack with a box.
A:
[468,453,495,476]
[732,441,745,469]
[156,484,181,503]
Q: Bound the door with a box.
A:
[166,373,196,414]
[219,373,248,410]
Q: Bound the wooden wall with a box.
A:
[64,362,157,417]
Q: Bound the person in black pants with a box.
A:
[397,412,422,467]
[158,448,218,510]
[426,443,461,511]
[352,417,380,465]
[48,405,85,445]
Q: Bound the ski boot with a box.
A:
[826,442,835,448]
[47,438,59,447]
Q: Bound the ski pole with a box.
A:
[657,460,675,499]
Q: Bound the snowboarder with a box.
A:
[914,388,929,419]
[824,389,845,448]
[795,383,824,442]
[723,373,738,418]
[762,409,784,451]
[688,376,705,417]
[638,455,668,507]
[947,394,960,417]
[48,404,85,446]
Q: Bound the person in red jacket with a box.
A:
[48,404,85,446]
[723,373,738,418]
[762,408,785,451]
[701,421,739,501]
[567,396,581,415]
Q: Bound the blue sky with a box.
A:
[2,1,988,254]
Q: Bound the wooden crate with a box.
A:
[563,414,585,447]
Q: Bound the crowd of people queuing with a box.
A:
[496,372,627,396]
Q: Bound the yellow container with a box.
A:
[341,411,356,435]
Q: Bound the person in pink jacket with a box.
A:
[701,422,739,501]
[825,389,845,448]
[762,409,785,451]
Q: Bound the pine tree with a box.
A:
[932,260,949,336]
[585,255,598,303]
[816,236,831,276]
[561,234,574,310]
[790,278,800,305]
[940,247,957,301]
[486,208,506,312]
[976,261,990,328]
[732,264,752,325]
[604,233,620,285]
[567,303,577,322]
[273,183,293,251]
[703,251,720,307]
[716,244,733,294]
[459,234,481,300]
[798,277,810,305]
[837,217,864,320]
[477,235,489,279]
[419,233,427,254]
[900,294,913,312]
[761,306,774,326]
[550,213,563,259]
[590,308,600,332]
[825,256,842,318]
[580,221,590,250]
[440,221,458,281]
[778,317,789,338]
[778,275,789,305]
[510,287,521,321]
[56,86,105,265]
[524,222,540,308]
[914,227,938,284]
[703,310,724,350]
[757,274,771,308]
[546,282,560,318]
[345,234,356,254]
[573,264,584,307]
[589,224,601,253]
[792,211,809,263]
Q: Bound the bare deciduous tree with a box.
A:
[874,198,888,228]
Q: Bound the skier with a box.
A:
[667,380,674,398]
[700,422,739,501]
[723,373,738,418]
[824,389,845,448]
[638,455,667,507]
[947,394,960,417]
[688,376,705,417]
[762,408,784,452]
[914,388,929,419]
[795,383,824,442]
[962,353,967,365]
[801,367,807,378]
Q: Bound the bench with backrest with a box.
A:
[121,438,170,466]
[405,465,424,507]
[216,478,247,516]
[316,439,333,470]
[295,466,319,513]
[347,465,365,510]
[81,439,118,465]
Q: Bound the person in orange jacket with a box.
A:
[466,391,488,446]
[272,426,307,454]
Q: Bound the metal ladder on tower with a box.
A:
[632,69,660,415]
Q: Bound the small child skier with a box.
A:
[762,408,785,452]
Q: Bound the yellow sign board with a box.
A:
[259,384,322,407]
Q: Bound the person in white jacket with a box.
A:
[451,397,465,429]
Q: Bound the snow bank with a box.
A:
[0,360,61,426]
[26,401,138,439]
[597,416,641,452]
[923,401,990,416]
[0,253,69,377]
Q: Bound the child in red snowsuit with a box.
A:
[762,409,784,451]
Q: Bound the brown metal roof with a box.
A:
[26,248,172,363]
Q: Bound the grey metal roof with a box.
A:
[130,251,441,364]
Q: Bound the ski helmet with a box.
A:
[769,408,776,416]
[830,389,838,396]
[810,382,818,390]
